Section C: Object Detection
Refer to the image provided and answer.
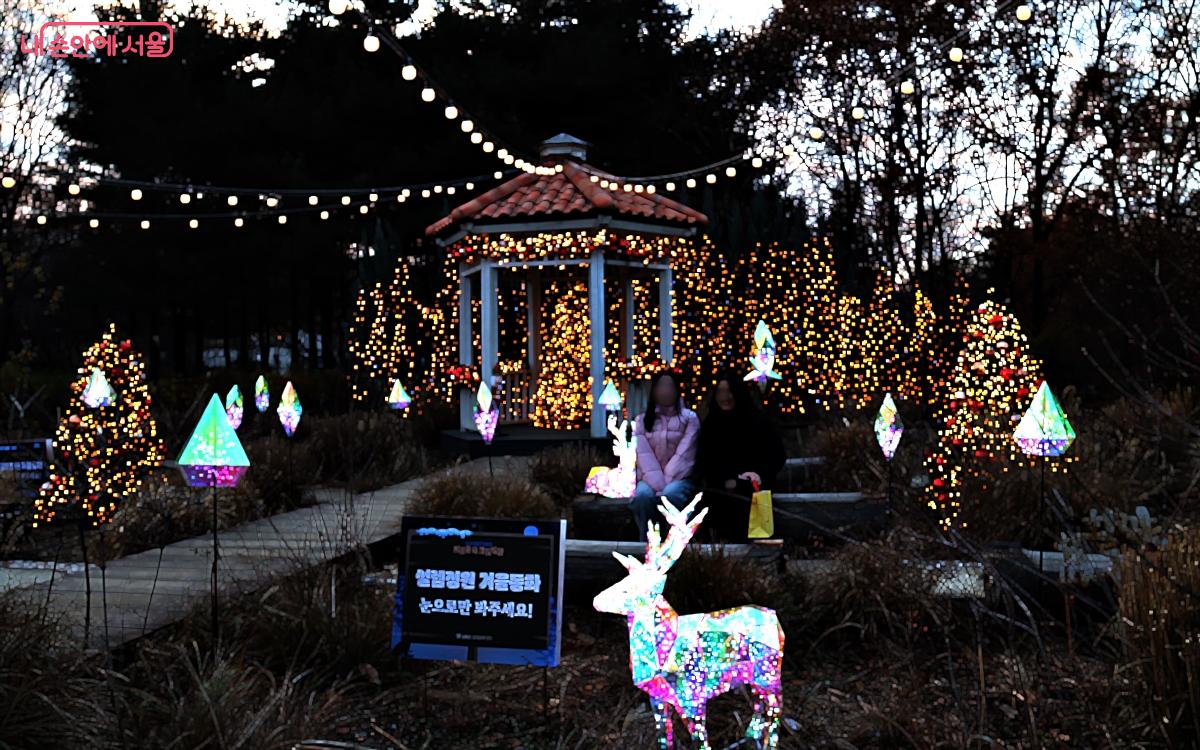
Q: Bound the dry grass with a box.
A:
[1119,526,1200,744]
[530,442,606,506]
[409,469,560,519]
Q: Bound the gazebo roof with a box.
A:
[425,134,708,239]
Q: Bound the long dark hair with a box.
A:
[643,370,684,433]
[704,370,757,423]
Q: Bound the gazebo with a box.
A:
[426,134,708,439]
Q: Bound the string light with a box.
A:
[179,193,191,204]
[140,220,149,229]
[901,81,915,95]
[68,183,80,195]
[1016,4,1032,22]
[421,87,436,102]
[328,0,347,14]
[349,260,420,407]
[227,196,238,206]
[88,219,98,228]
[265,196,278,207]
[130,188,142,200]
[33,324,165,528]
[1,176,15,188]
[852,106,866,120]
[949,46,964,63]
[309,195,318,205]
[235,217,244,227]
[363,33,380,53]
[444,105,458,119]
[189,218,198,229]
[402,64,417,80]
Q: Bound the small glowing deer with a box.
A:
[594,495,784,749]
[583,414,637,498]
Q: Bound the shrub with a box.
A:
[663,545,796,618]
[0,594,111,749]
[1119,526,1200,743]
[530,442,606,505]
[409,469,558,519]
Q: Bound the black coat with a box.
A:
[696,408,787,492]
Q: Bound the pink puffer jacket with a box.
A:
[634,404,700,493]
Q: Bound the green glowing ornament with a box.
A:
[177,394,250,487]
[1013,381,1076,457]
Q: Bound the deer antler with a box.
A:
[644,494,708,570]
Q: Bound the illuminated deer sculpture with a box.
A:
[594,495,784,749]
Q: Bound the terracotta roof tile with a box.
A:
[426,159,707,236]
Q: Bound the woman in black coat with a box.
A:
[695,372,787,539]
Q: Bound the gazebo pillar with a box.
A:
[658,268,673,364]
[588,249,606,438]
[480,259,499,416]
[622,277,635,359]
[526,271,541,374]
[458,265,473,431]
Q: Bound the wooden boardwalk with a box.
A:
[23,456,525,650]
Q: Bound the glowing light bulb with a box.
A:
[752,156,764,167]
[949,46,964,62]
[686,178,697,188]
[444,105,458,119]
[130,188,143,200]
[901,80,915,95]
[421,87,435,102]
[725,166,737,177]
[320,211,329,220]
[328,0,347,14]
[359,205,368,214]
[852,106,866,120]
[363,34,380,52]
[369,192,378,202]
[179,193,191,204]
[140,219,150,229]
[36,215,46,225]
[705,173,716,184]
[471,132,483,143]
[89,218,99,228]
[666,181,675,191]
[227,196,238,206]
[341,196,351,205]
[1016,4,1032,21]
[483,141,494,152]
[460,119,474,132]
[278,215,287,224]
[809,126,824,140]
[309,195,318,205]
[234,217,244,227]
[1,176,15,189]
[68,183,80,195]
[265,196,278,207]
[189,218,198,229]
[402,64,417,80]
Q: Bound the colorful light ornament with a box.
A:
[584,415,637,498]
[473,379,498,444]
[744,319,782,384]
[254,375,269,413]
[874,392,903,460]
[387,378,412,410]
[597,380,623,413]
[224,385,244,430]
[595,496,784,749]
[1014,381,1076,457]
[81,367,116,408]
[277,381,302,437]
[177,394,250,487]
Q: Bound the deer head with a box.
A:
[593,494,708,615]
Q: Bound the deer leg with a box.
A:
[679,711,711,750]
[745,684,782,749]
[650,697,674,749]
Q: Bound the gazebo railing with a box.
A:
[494,367,534,424]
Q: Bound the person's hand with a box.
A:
[738,471,762,486]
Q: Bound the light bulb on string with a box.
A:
[369,192,378,202]
[434,185,443,193]
[421,87,435,102]
[359,205,368,214]
[308,195,318,205]
[179,193,191,204]
[465,182,474,190]
[140,219,150,229]
[460,119,474,132]
[266,196,278,207]
[483,141,494,152]
[68,183,80,195]
[725,166,737,177]
[666,181,676,191]
[341,195,351,205]
[319,211,329,220]
[89,219,99,228]
[130,188,143,200]
[493,171,502,179]
[328,0,347,14]
[278,215,287,224]
[444,105,458,119]
[852,106,866,120]
[1,176,15,189]
[36,215,46,225]
[1016,4,1032,21]
[751,156,764,168]
[189,218,198,229]
[705,173,716,184]
[809,126,824,140]
[471,132,483,143]
[234,217,244,227]
[949,46,964,62]
[227,196,238,206]
[686,178,697,188]
[363,34,380,52]
[901,80,915,95]
[402,64,416,80]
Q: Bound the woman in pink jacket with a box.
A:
[630,370,700,541]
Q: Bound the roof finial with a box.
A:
[540,133,589,162]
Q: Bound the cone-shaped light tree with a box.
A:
[925,300,1042,529]
[34,325,165,527]
[531,280,591,429]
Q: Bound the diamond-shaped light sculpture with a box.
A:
[473,378,498,444]
[177,394,250,487]
[81,367,116,408]
[254,375,270,413]
[874,392,903,460]
[1014,381,1076,457]
[225,385,244,430]
[277,380,302,437]
[597,380,622,413]
[387,378,412,410]
[743,320,782,384]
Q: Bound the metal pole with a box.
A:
[211,480,219,642]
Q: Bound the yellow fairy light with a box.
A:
[421,87,435,102]
[949,46,964,63]
[130,188,143,200]
[402,64,417,80]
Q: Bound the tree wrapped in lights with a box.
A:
[864,269,914,403]
[736,242,807,412]
[670,235,734,395]
[832,294,868,408]
[34,325,165,528]
[348,260,421,406]
[531,280,591,430]
[925,300,1042,529]
[796,239,846,411]
[908,287,939,405]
